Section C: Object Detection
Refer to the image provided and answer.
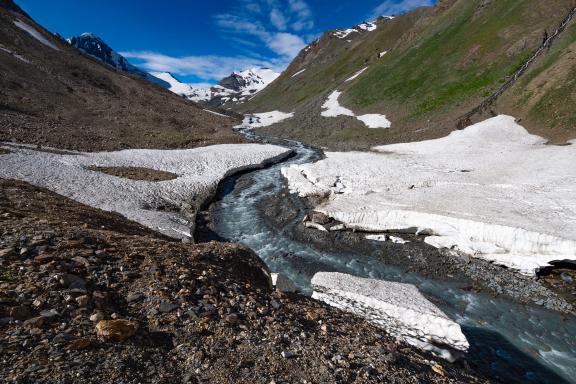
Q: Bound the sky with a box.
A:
[17,0,435,86]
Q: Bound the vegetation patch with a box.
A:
[87,166,178,182]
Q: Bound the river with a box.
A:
[203,129,576,383]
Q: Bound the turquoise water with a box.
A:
[208,131,576,383]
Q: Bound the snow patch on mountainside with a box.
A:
[0,144,290,240]
[345,67,368,82]
[282,115,576,275]
[332,19,382,39]
[0,45,30,63]
[14,20,60,51]
[321,91,391,129]
[312,272,469,361]
[235,111,294,129]
[291,68,306,78]
[150,72,195,96]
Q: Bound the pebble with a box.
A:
[281,351,297,359]
[159,301,179,313]
[90,311,105,322]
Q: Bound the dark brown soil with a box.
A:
[0,178,492,383]
[0,4,243,152]
[88,167,178,182]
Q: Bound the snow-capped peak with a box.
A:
[332,17,393,39]
[219,67,280,95]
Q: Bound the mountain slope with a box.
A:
[68,33,170,88]
[241,0,576,150]
[0,0,241,151]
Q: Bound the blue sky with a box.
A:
[17,0,435,85]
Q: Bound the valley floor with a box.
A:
[0,179,490,383]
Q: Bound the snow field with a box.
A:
[0,144,290,240]
[321,91,391,129]
[312,272,469,361]
[282,116,576,275]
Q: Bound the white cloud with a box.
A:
[121,51,281,81]
[266,32,306,57]
[215,0,314,59]
[372,0,434,17]
[270,8,287,30]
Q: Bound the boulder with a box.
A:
[95,319,138,342]
[311,272,469,362]
[271,273,297,293]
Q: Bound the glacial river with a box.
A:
[206,130,576,383]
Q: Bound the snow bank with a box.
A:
[202,109,229,118]
[282,116,576,275]
[321,91,391,129]
[14,20,60,51]
[235,111,294,129]
[345,67,368,82]
[312,272,468,361]
[0,46,30,63]
[0,144,290,240]
[291,68,306,78]
[366,234,408,244]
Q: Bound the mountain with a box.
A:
[0,0,241,151]
[239,0,576,150]
[67,32,169,88]
[151,67,281,107]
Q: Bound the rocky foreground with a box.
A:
[0,179,490,383]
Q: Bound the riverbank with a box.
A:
[0,178,493,383]
[195,129,576,383]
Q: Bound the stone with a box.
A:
[90,311,105,322]
[23,316,44,329]
[0,248,14,257]
[126,293,143,303]
[40,309,59,318]
[9,305,32,321]
[224,314,239,325]
[281,351,297,359]
[59,274,86,290]
[67,338,92,351]
[95,319,138,342]
[159,301,179,313]
[75,295,90,307]
[271,273,297,293]
[311,211,331,225]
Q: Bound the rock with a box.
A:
[9,305,32,321]
[75,295,90,307]
[0,247,14,257]
[34,254,54,263]
[95,319,138,342]
[90,311,105,322]
[560,273,573,283]
[126,292,143,303]
[40,309,59,318]
[304,221,328,232]
[431,363,447,377]
[224,313,239,325]
[281,351,297,359]
[59,274,86,290]
[159,301,178,313]
[311,211,330,225]
[311,272,469,362]
[23,316,44,329]
[67,338,92,351]
[271,273,297,293]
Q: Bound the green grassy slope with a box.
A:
[500,21,576,142]
[346,0,573,122]
[239,10,431,113]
